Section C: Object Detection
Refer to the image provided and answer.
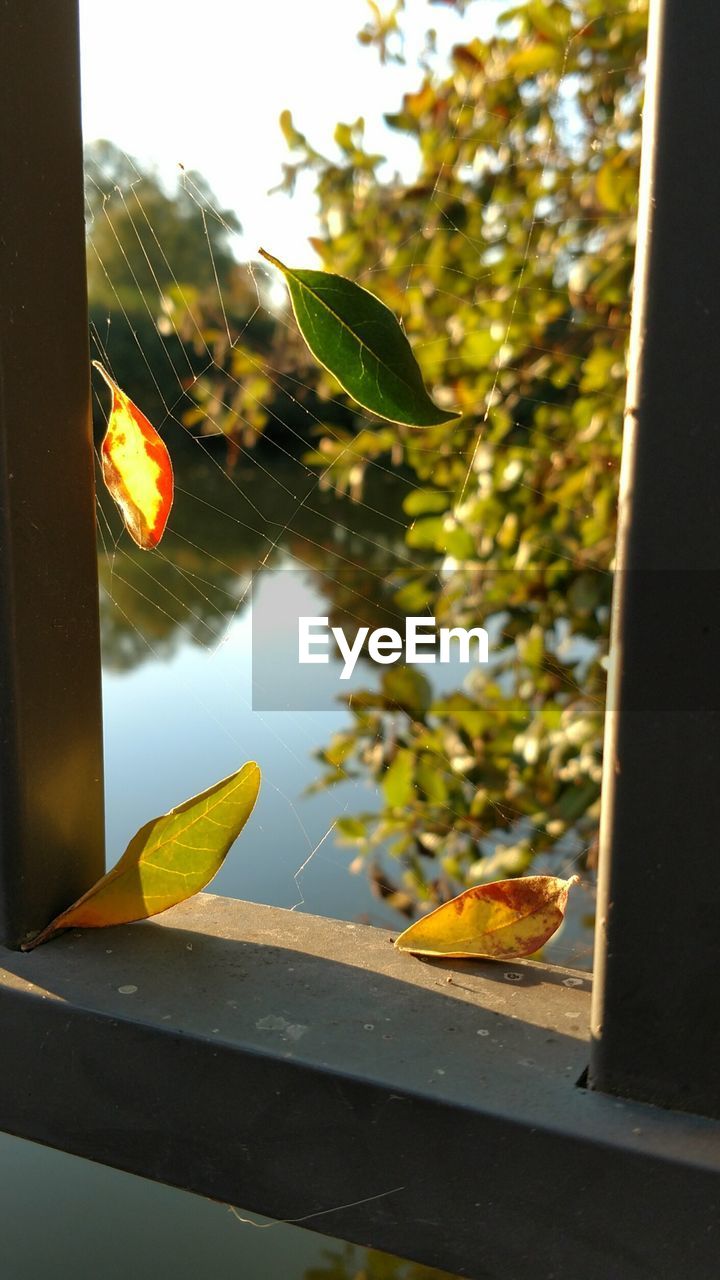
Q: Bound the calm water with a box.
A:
[1,444,593,1280]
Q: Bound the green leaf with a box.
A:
[393,577,435,613]
[22,763,261,949]
[382,665,432,718]
[444,526,476,560]
[259,249,459,428]
[525,1,572,43]
[279,109,306,149]
[383,748,416,807]
[596,159,635,213]
[432,694,489,738]
[405,515,445,549]
[507,43,561,78]
[402,488,450,516]
[335,816,369,843]
[416,753,449,804]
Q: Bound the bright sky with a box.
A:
[79,0,505,265]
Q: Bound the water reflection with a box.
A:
[98,443,411,670]
[0,1133,461,1280]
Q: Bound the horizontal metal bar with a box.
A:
[1,896,718,1280]
[590,0,720,1117]
[0,0,105,946]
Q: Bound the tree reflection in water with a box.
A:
[97,444,410,671]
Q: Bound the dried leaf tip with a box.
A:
[91,359,116,391]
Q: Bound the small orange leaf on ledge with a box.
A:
[394,874,580,960]
[93,361,173,549]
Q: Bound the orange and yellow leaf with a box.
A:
[22,762,261,950]
[393,874,580,959]
[93,361,173,549]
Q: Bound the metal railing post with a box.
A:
[0,0,104,947]
[590,0,720,1117]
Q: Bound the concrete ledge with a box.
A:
[1,894,718,1279]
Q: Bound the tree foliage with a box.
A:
[85,138,241,312]
[85,139,261,430]
[97,1,648,916]
[272,0,647,908]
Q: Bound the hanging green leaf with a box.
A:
[22,762,261,950]
[259,249,459,428]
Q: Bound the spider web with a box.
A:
[84,1,637,974]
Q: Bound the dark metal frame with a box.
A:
[0,0,105,947]
[1,3,719,1278]
[589,0,720,1119]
